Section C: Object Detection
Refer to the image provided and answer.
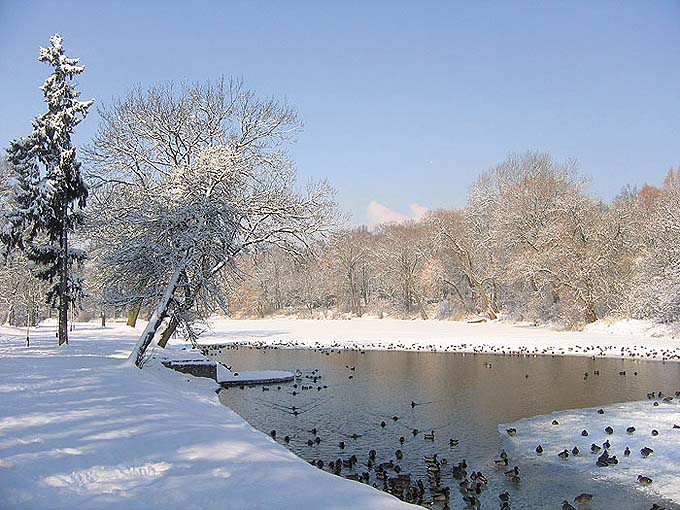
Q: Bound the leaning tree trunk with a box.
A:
[128,261,186,367]
[156,317,178,348]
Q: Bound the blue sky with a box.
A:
[1,1,679,225]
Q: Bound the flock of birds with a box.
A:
[200,342,679,510]
[507,391,680,510]
[204,338,680,363]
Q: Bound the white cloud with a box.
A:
[366,201,428,228]
[409,203,429,221]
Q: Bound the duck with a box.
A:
[640,447,654,458]
[504,466,520,478]
[552,419,559,425]
[596,451,610,467]
[590,443,601,453]
[395,449,403,460]
[399,436,405,444]
[561,501,577,510]
[574,493,593,503]
[605,426,614,434]
[597,409,605,415]
[603,439,611,449]
[424,430,435,440]
[651,429,659,436]
[494,451,509,466]
[536,444,543,455]
[558,449,569,460]
[506,428,517,437]
[423,454,438,464]
[571,446,580,456]
[581,429,589,436]
[638,474,653,485]
[449,438,459,447]
[624,447,631,456]
[626,426,636,434]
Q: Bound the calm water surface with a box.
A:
[212,347,680,510]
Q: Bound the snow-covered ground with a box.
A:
[0,321,419,510]
[501,399,680,504]
[200,316,680,361]
[1,316,679,509]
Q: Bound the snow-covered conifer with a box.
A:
[2,34,93,345]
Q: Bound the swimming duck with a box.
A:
[449,438,459,446]
[603,439,611,449]
[506,428,517,437]
[574,493,593,503]
[504,466,520,478]
[605,426,614,434]
[590,443,601,453]
[572,446,580,456]
[627,426,636,434]
[552,419,559,425]
[424,430,435,440]
[561,501,577,510]
[494,451,509,466]
[651,429,659,436]
[395,449,403,460]
[535,444,543,455]
[581,429,589,436]
[597,409,605,414]
[624,447,631,456]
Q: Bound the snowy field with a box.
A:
[1,317,679,509]
[200,316,680,361]
[501,399,680,504]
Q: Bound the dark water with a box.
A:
[212,346,680,510]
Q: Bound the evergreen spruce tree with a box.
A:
[3,34,93,346]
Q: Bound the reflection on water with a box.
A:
[213,347,680,510]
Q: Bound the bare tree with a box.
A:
[86,80,337,366]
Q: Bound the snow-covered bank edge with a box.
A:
[195,317,680,362]
[500,399,680,505]
[0,322,418,510]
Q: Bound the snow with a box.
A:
[198,317,680,361]
[500,399,680,503]
[0,322,419,510]
[1,316,679,508]
[215,366,294,385]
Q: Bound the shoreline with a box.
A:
[196,317,680,362]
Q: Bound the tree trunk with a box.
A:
[156,318,178,348]
[584,303,597,324]
[127,303,141,327]
[128,261,186,367]
[58,215,69,346]
[101,309,106,327]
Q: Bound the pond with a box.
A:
[212,346,680,510]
